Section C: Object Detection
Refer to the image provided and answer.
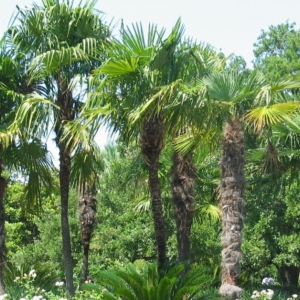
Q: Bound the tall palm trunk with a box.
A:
[0,161,7,295]
[171,152,195,262]
[219,119,245,298]
[78,191,97,284]
[59,146,74,298]
[140,115,166,269]
[55,84,75,298]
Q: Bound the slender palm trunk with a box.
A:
[0,169,7,295]
[140,116,166,269]
[171,152,195,263]
[55,85,75,298]
[219,119,245,298]
[59,147,75,298]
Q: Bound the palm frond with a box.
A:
[70,141,104,191]
[10,96,58,139]
[194,204,221,224]
[97,57,141,76]
[29,46,89,79]
[254,76,300,106]
[133,195,151,214]
[173,127,221,157]
[244,102,300,132]
[2,140,54,213]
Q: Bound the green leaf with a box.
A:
[245,102,300,132]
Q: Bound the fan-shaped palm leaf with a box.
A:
[2,140,54,212]
[244,102,300,132]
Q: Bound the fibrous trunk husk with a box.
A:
[140,115,166,269]
[219,119,245,298]
[171,152,195,263]
[78,191,97,284]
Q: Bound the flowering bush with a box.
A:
[3,269,103,299]
[251,289,274,299]
[250,289,298,300]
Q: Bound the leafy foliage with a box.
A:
[254,22,300,83]
[95,262,213,300]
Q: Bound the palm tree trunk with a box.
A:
[278,265,299,287]
[148,162,166,269]
[80,245,89,284]
[140,116,167,269]
[59,147,75,298]
[171,152,195,262]
[55,83,75,298]
[219,119,245,298]
[78,193,97,284]
[0,174,7,295]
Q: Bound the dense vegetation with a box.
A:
[1,0,300,299]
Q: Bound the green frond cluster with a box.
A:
[94,262,211,300]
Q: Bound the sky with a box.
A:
[2,0,300,66]
[2,0,300,160]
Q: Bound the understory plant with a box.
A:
[3,265,103,299]
[93,262,214,300]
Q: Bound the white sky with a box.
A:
[2,0,300,65]
[2,0,300,160]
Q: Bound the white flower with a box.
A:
[266,289,274,299]
[32,296,43,300]
[251,290,261,298]
[55,280,65,286]
[0,294,7,300]
[293,295,298,298]
[29,270,37,278]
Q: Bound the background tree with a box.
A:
[253,21,300,85]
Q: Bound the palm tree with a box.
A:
[0,41,56,294]
[202,71,300,297]
[84,19,186,269]
[169,44,226,263]
[81,24,226,267]
[6,0,110,297]
[71,142,103,285]
[200,71,265,297]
